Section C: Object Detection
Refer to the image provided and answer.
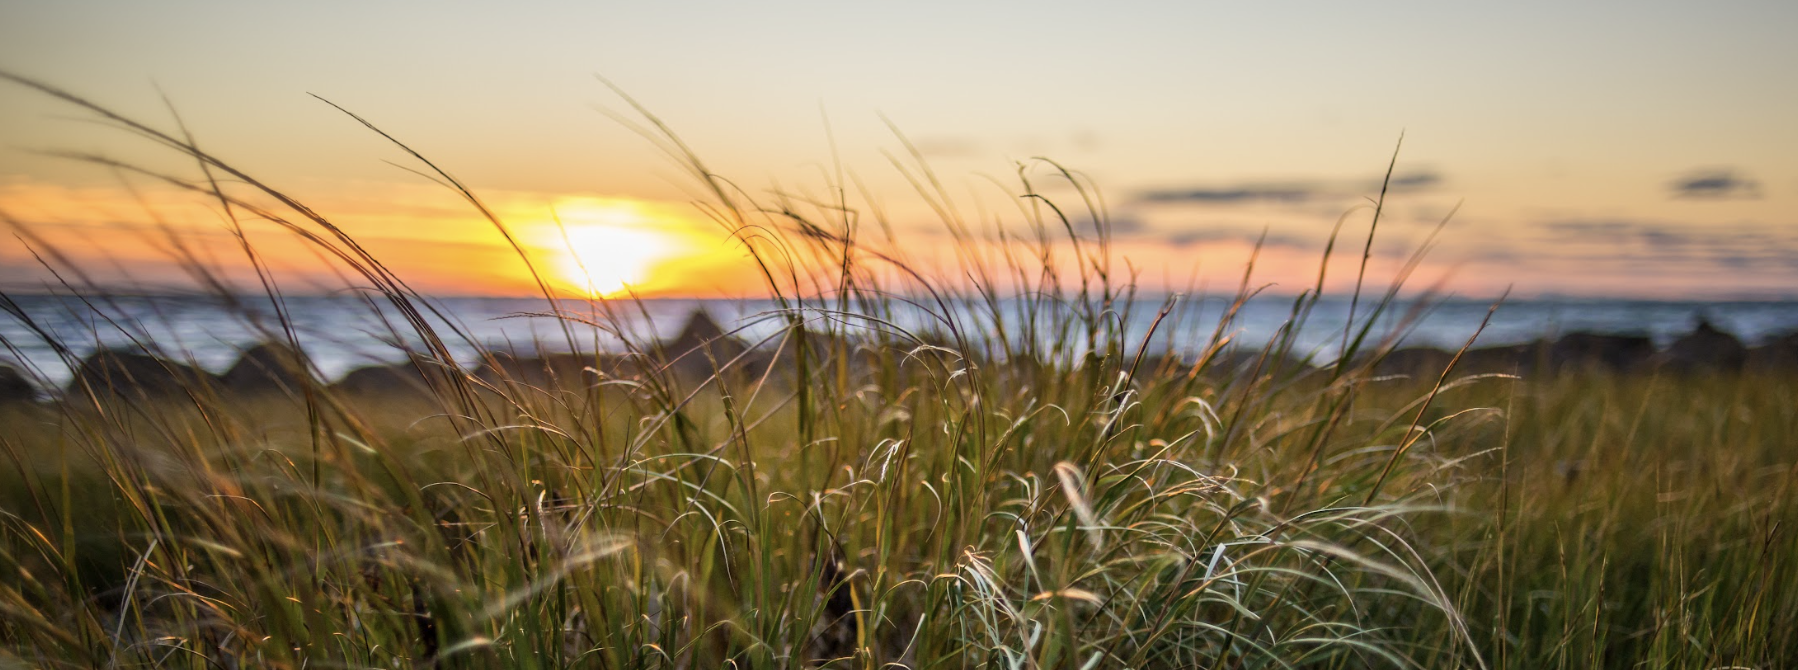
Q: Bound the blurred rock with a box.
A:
[1457,341,1549,376]
[1372,346,1455,378]
[755,325,891,384]
[1193,347,1313,385]
[1549,331,1654,374]
[0,364,38,404]
[330,356,459,398]
[658,309,749,379]
[66,348,216,399]
[1748,330,1798,370]
[1658,318,1748,373]
[219,342,315,396]
[1364,336,1657,379]
[474,351,604,392]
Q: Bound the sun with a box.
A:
[545,201,673,297]
[558,224,668,297]
[531,196,765,298]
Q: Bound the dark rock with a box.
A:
[330,357,458,398]
[658,309,750,378]
[0,364,38,404]
[1748,330,1798,370]
[754,325,884,382]
[663,309,742,357]
[1371,346,1455,379]
[1456,341,1549,376]
[1195,347,1313,384]
[66,348,216,399]
[474,351,604,392]
[1658,318,1748,373]
[1364,339,1585,380]
[219,342,315,396]
[1204,348,1259,377]
[1549,331,1654,373]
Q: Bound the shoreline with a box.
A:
[6,310,1793,406]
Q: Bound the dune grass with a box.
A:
[2,72,1794,669]
[1431,371,1798,668]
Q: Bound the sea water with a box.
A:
[3,293,1795,388]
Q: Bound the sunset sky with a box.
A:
[2,0,1795,299]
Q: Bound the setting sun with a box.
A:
[536,198,675,297]
[531,196,762,298]
[559,223,668,297]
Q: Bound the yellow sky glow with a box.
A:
[4,2,1797,298]
[557,225,666,297]
[3,169,1796,300]
[543,200,671,297]
[529,196,761,299]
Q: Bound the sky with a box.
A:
[2,0,1796,299]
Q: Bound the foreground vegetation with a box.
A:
[2,73,1795,668]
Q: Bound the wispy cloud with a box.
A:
[1137,184,1319,205]
[1668,168,1761,199]
[1164,228,1313,249]
[1539,218,1798,270]
[1134,169,1444,205]
[1089,214,1147,234]
[1373,170,1443,193]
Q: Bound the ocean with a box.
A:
[3,293,1796,388]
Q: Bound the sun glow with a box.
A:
[556,223,668,297]
[541,199,678,297]
[523,196,766,298]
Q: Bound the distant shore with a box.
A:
[8,307,1793,408]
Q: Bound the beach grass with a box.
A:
[1,72,1794,668]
